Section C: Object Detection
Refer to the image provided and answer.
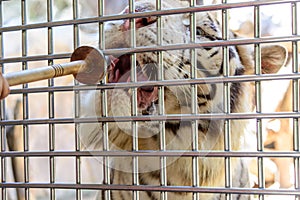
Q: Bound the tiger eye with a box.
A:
[196,27,204,36]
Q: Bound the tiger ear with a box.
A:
[260,45,288,74]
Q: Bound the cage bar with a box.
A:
[253,4,265,200]
[189,1,200,200]
[47,0,56,199]
[221,0,232,199]
[72,0,82,199]
[21,1,30,200]
[292,2,299,200]
[127,1,140,200]
[98,0,112,199]
[155,0,168,200]
[0,1,6,199]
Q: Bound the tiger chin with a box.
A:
[79,0,288,199]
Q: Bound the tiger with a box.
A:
[79,0,287,199]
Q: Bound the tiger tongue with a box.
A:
[135,72,158,110]
[107,55,158,110]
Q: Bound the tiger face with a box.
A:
[103,0,249,139]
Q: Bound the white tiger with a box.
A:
[79,0,287,199]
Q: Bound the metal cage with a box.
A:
[0,0,299,199]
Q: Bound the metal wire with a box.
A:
[1,34,299,67]
[221,1,232,199]
[127,1,140,199]
[0,182,297,196]
[0,0,7,198]
[189,0,199,199]
[155,0,167,200]
[1,150,300,158]
[73,0,82,199]
[21,1,30,200]
[4,72,300,96]
[292,2,300,200]
[2,111,300,126]
[0,0,298,33]
[254,4,265,200]
[47,1,56,199]
[98,0,111,199]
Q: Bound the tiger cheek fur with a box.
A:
[79,0,287,199]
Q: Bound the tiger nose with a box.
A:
[121,8,157,31]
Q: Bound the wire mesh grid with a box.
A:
[0,0,299,200]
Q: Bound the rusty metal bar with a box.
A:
[0,0,298,33]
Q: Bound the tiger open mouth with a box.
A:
[107,54,158,114]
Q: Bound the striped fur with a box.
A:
[80,0,287,199]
